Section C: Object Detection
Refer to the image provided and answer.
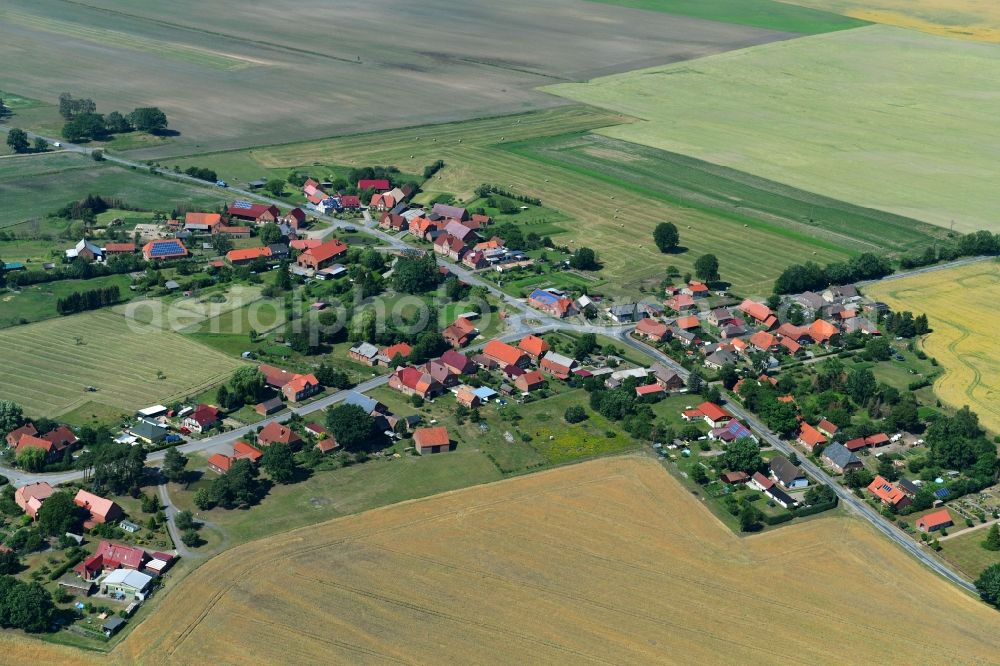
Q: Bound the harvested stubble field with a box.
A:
[0,310,244,418]
[867,260,1000,434]
[787,0,1000,44]
[103,457,1000,664]
[175,107,862,295]
[545,24,1000,233]
[0,0,790,158]
[0,152,223,231]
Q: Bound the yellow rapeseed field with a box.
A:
[785,0,1000,43]
[868,260,1000,433]
[100,457,1000,664]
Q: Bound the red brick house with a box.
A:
[797,423,827,454]
[257,422,303,448]
[634,318,669,342]
[515,370,546,393]
[282,373,320,402]
[443,317,477,348]
[183,404,221,433]
[227,202,279,224]
[297,239,348,271]
[440,350,476,375]
[5,423,37,447]
[77,541,147,581]
[389,366,443,399]
[74,490,123,526]
[916,509,953,533]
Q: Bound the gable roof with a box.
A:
[675,315,700,330]
[285,373,319,395]
[413,426,450,448]
[518,334,550,357]
[483,340,526,366]
[868,475,908,506]
[636,318,669,338]
[739,299,772,323]
[74,490,119,521]
[301,239,348,263]
[233,440,264,462]
[257,421,302,446]
[748,331,776,349]
[917,509,953,530]
[697,402,731,423]
[822,442,861,469]
[809,319,839,343]
[798,423,827,447]
[185,212,222,226]
[769,455,805,486]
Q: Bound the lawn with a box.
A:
[938,527,1000,579]
[545,25,1000,233]
[866,261,1000,433]
[0,274,132,328]
[0,310,245,417]
[0,0,788,159]
[587,0,868,32]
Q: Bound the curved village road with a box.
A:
[0,125,988,595]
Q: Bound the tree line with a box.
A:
[58,93,168,142]
[474,184,542,206]
[56,286,121,315]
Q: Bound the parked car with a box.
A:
[215,180,228,187]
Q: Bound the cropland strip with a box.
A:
[0,310,245,418]
[545,25,1000,233]
[784,0,1000,44]
[505,132,945,255]
[0,0,793,158]
[115,457,1000,664]
[589,0,867,32]
[867,260,1000,434]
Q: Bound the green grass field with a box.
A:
[939,527,1000,579]
[0,152,224,231]
[0,274,132,328]
[545,25,1000,233]
[0,310,245,417]
[507,133,946,255]
[586,0,868,32]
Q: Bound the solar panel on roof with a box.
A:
[232,200,253,209]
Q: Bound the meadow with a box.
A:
[170,107,868,296]
[0,310,244,418]
[111,457,1000,664]
[867,260,1000,433]
[0,0,789,158]
[0,152,224,231]
[0,274,131,328]
[545,25,1000,233]
[787,0,1000,43]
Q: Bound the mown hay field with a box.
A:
[0,0,789,158]
[0,310,244,418]
[109,457,1000,664]
[545,24,1000,233]
[867,260,1000,434]
[173,107,859,296]
[786,0,1000,44]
